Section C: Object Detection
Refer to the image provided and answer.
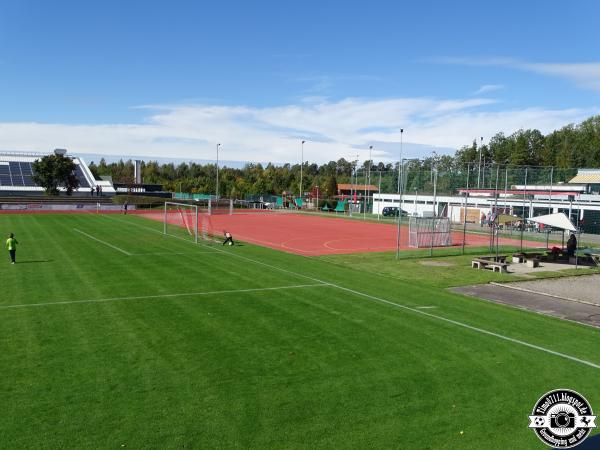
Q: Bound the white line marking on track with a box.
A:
[108,213,600,370]
[73,228,132,255]
[0,283,327,310]
[416,306,437,309]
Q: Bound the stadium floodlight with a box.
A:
[164,202,199,243]
[477,136,483,189]
[216,143,221,200]
[300,140,306,198]
[395,129,404,260]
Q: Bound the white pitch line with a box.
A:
[98,215,223,251]
[130,251,217,256]
[0,283,327,310]
[416,306,437,309]
[107,213,600,370]
[73,228,132,256]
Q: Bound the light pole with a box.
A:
[414,188,418,217]
[395,128,404,260]
[216,143,221,200]
[366,145,373,215]
[477,136,483,189]
[300,140,306,198]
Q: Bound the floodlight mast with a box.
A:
[364,145,372,218]
[477,136,483,188]
[300,140,306,198]
[395,129,404,260]
[216,143,221,200]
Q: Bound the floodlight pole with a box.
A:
[300,140,306,198]
[462,165,470,255]
[493,164,500,256]
[216,143,221,200]
[520,167,528,252]
[430,166,437,256]
[414,188,418,216]
[395,128,404,260]
[377,169,382,221]
[477,136,483,188]
[549,166,554,215]
[367,145,373,215]
[363,147,371,219]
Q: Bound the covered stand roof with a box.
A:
[526,213,577,232]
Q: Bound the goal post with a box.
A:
[164,202,199,243]
[409,216,452,248]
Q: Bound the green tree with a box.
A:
[325,175,338,197]
[32,154,80,195]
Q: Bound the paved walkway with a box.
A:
[451,284,600,328]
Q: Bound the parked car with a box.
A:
[382,207,409,217]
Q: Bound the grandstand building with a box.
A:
[0,149,114,197]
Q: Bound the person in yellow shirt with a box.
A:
[6,233,18,264]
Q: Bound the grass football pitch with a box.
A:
[1,213,599,449]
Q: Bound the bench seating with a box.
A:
[513,252,545,263]
[471,258,509,273]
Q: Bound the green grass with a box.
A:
[1,213,599,449]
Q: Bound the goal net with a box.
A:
[190,198,234,215]
[409,216,452,248]
[164,202,199,243]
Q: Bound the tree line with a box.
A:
[88,114,600,198]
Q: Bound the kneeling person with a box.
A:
[223,231,234,246]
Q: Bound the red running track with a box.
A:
[145,211,540,256]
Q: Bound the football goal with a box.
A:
[409,216,452,248]
[164,202,199,243]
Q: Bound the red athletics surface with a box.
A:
[144,210,541,256]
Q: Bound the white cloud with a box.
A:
[432,57,600,92]
[520,62,600,91]
[474,84,504,94]
[0,97,596,163]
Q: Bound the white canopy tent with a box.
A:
[527,212,581,267]
[526,212,577,232]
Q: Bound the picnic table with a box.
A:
[471,255,509,273]
[512,252,545,264]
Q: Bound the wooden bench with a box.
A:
[471,258,509,273]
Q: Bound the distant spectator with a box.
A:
[480,212,486,227]
[96,185,100,196]
[6,233,18,264]
[90,187,94,197]
[567,233,577,258]
[123,201,128,215]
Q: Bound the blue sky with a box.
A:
[1,0,599,163]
